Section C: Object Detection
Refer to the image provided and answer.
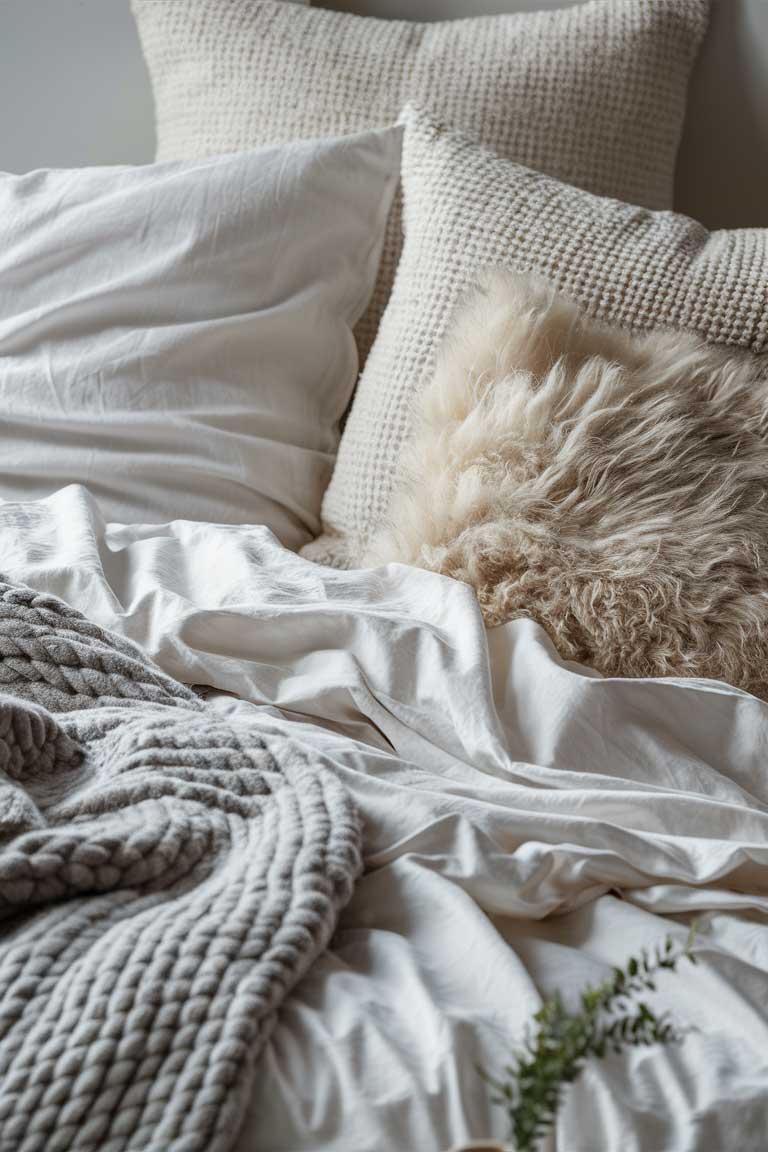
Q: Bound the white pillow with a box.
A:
[0,128,401,547]
[303,107,768,567]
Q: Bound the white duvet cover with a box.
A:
[1,485,766,1152]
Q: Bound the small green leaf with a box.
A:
[481,932,696,1151]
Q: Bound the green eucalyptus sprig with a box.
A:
[482,922,699,1152]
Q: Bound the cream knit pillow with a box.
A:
[303,107,768,568]
[132,0,710,359]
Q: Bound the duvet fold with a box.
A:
[0,485,766,1150]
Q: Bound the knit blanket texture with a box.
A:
[0,581,361,1151]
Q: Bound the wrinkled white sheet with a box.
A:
[1,486,767,1151]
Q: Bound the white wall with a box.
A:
[675,0,768,229]
[0,0,767,229]
[0,0,155,170]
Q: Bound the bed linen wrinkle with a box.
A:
[0,485,765,1150]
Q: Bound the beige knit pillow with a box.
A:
[131,0,709,359]
[303,106,768,567]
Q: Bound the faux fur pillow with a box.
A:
[366,271,768,697]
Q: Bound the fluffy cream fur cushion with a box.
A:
[366,271,768,696]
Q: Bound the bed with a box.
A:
[2,488,767,1151]
[0,4,767,1152]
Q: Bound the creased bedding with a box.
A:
[0,571,360,1151]
[0,485,767,1150]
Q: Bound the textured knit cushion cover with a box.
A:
[0,582,360,1151]
[366,269,768,697]
[303,106,768,567]
[131,0,710,359]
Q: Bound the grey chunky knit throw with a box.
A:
[0,582,361,1151]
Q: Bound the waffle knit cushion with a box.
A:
[302,106,768,568]
[131,0,710,360]
[0,581,360,1151]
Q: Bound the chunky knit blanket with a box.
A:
[0,581,361,1152]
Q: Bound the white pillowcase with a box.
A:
[0,128,401,547]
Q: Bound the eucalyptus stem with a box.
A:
[481,922,698,1152]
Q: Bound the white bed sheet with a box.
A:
[1,485,766,1151]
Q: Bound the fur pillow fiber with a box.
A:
[367,271,768,697]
